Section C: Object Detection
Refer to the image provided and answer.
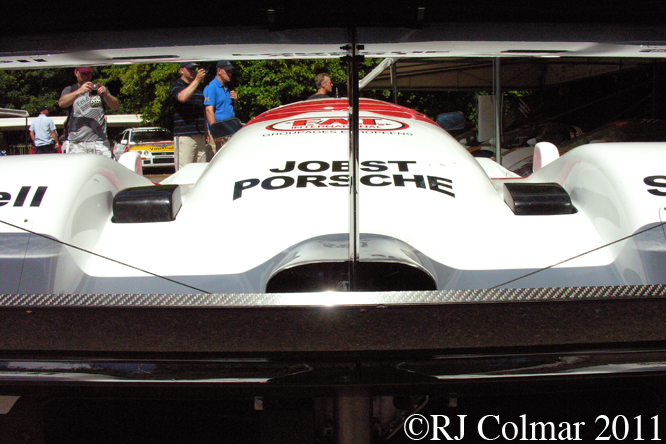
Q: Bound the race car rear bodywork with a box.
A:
[1,98,665,294]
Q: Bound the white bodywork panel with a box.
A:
[1,99,664,294]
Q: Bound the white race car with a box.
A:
[1,98,665,295]
[3,6,666,441]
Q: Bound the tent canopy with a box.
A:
[360,57,655,91]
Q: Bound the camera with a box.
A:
[89,83,103,107]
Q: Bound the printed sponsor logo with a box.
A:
[0,186,47,208]
[267,117,409,132]
[130,145,174,152]
[232,160,453,200]
[645,176,666,196]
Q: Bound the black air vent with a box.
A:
[112,185,181,223]
[267,261,436,293]
[504,182,576,215]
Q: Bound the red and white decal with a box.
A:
[267,117,409,132]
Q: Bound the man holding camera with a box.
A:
[59,66,119,158]
[170,62,213,169]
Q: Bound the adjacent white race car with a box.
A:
[1,98,665,294]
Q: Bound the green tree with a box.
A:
[2,58,473,133]
[99,58,384,127]
[233,58,381,121]
[0,68,72,116]
[102,63,180,128]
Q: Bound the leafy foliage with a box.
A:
[102,63,180,128]
[0,68,72,116]
[232,58,380,121]
[1,59,473,134]
[2,59,664,136]
[101,58,384,126]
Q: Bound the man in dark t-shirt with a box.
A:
[307,73,334,100]
[59,66,120,158]
[170,62,211,170]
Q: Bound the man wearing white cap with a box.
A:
[58,66,120,158]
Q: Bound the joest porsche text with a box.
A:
[232,160,455,200]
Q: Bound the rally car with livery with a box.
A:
[1,98,665,295]
[112,126,174,168]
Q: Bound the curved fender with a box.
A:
[533,142,559,171]
[118,151,143,175]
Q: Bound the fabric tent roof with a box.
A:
[360,57,655,91]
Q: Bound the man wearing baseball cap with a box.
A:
[204,60,237,151]
[58,66,120,158]
[170,62,211,169]
[29,106,60,154]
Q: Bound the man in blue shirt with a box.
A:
[29,106,60,154]
[204,60,237,152]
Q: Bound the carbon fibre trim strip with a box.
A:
[2,285,666,354]
[1,284,665,307]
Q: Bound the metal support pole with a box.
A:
[652,61,657,119]
[335,387,372,444]
[390,60,398,104]
[493,57,502,165]
[173,137,180,171]
[345,28,361,291]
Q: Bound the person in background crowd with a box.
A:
[170,62,211,169]
[204,60,237,152]
[59,115,69,153]
[29,106,60,154]
[307,73,334,100]
[58,66,119,158]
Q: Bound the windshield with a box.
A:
[560,119,666,153]
[133,129,172,143]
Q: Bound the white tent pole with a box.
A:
[493,57,502,165]
[390,61,398,104]
[358,57,400,90]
